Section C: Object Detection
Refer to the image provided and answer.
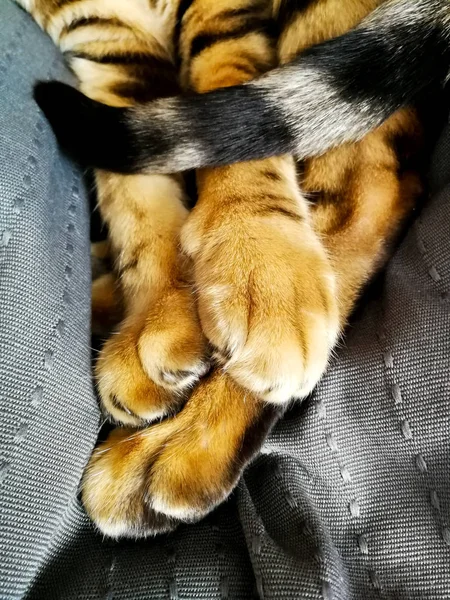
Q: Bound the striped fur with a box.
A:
[19,0,440,537]
[18,0,212,428]
[35,0,450,173]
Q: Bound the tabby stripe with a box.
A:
[116,56,180,101]
[109,395,141,421]
[316,281,330,319]
[41,0,78,7]
[111,76,179,103]
[121,56,177,77]
[258,205,304,222]
[318,192,354,235]
[238,50,275,74]
[278,0,319,26]
[117,257,139,276]
[190,18,276,60]
[262,169,283,182]
[228,64,261,79]
[69,51,168,65]
[38,0,80,27]
[68,49,179,100]
[216,54,273,79]
[61,16,125,36]
[174,0,196,61]
[209,342,233,364]
[219,1,270,20]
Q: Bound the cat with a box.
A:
[36,0,450,173]
[18,0,435,537]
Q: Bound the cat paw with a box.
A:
[96,286,208,426]
[82,371,279,538]
[182,212,340,404]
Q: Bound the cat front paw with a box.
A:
[82,371,279,537]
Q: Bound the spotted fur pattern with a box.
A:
[17,0,438,537]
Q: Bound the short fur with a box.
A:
[17,0,439,537]
[34,0,450,173]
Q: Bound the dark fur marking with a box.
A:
[61,16,124,36]
[34,81,173,173]
[263,169,282,182]
[219,1,270,21]
[278,0,319,27]
[111,58,179,103]
[258,205,303,222]
[190,18,276,59]
[121,59,180,98]
[117,257,139,276]
[111,79,176,103]
[319,190,354,235]
[109,394,141,421]
[237,49,276,75]
[38,0,79,27]
[68,51,170,65]
[209,343,233,363]
[117,241,148,276]
[118,55,175,72]
[174,0,196,63]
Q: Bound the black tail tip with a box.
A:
[34,81,91,130]
[34,80,76,113]
[33,80,140,173]
[34,81,96,163]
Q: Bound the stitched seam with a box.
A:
[378,326,450,549]
[271,462,326,597]
[165,539,178,600]
[103,549,116,600]
[1,121,44,250]
[0,53,63,491]
[210,518,230,600]
[316,398,383,596]
[1,162,78,491]
[0,46,61,250]
[236,487,267,600]
[250,531,265,600]
[415,220,447,302]
[0,113,49,484]
[0,23,25,92]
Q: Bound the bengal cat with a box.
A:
[18,0,438,537]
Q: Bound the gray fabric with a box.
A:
[0,2,449,598]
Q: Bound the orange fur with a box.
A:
[179,0,340,403]
[83,371,277,536]
[18,0,427,537]
[20,0,210,424]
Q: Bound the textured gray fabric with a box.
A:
[0,2,449,598]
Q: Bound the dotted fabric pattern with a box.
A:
[0,2,449,599]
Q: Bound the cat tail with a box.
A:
[35,0,450,174]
